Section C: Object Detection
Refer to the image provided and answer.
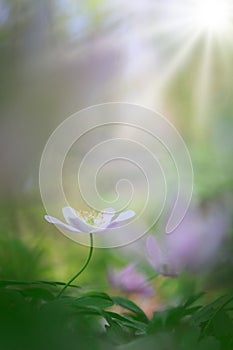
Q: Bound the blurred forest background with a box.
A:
[0,0,233,306]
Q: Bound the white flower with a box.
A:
[45,207,135,234]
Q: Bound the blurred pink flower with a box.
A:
[146,201,229,275]
[107,264,154,296]
[146,236,178,276]
[45,207,135,234]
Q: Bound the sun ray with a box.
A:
[194,32,214,136]
[112,0,233,117]
[150,0,233,118]
[156,29,203,101]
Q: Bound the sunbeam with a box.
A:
[124,0,233,125]
[157,29,203,95]
[194,33,213,134]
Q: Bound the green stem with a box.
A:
[145,273,158,283]
[56,233,94,298]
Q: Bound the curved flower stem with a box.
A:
[56,233,94,298]
[145,273,158,283]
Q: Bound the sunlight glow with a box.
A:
[134,0,233,122]
[193,0,232,34]
[112,0,233,129]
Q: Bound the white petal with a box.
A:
[67,216,95,233]
[69,218,94,232]
[103,208,115,215]
[62,206,78,224]
[44,215,81,233]
[62,206,94,232]
[105,221,121,229]
[91,211,117,233]
[97,208,116,227]
[113,210,135,222]
[91,227,109,234]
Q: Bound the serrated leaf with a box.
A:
[74,292,113,309]
[112,296,148,323]
[148,305,200,334]
[192,294,233,326]
[105,319,127,345]
[105,311,147,332]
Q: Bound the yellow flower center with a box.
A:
[77,210,105,227]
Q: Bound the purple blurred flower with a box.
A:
[146,202,229,275]
[146,236,178,276]
[45,207,135,234]
[167,202,229,271]
[108,264,154,296]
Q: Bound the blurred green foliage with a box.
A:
[0,282,233,350]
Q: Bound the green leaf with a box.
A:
[20,287,55,301]
[198,336,220,350]
[147,304,201,334]
[105,311,147,332]
[0,280,81,289]
[212,310,233,338]
[165,306,188,326]
[116,332,174,350]
[0,289,31,328]
[183,292,205,308]
[105,319,128,345]
[74,292,114,309]
[146,311,166,333]
[0,289,27,309]
[112,296,148,323]
[192,294,233,326]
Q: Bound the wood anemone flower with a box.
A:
[45,207,135,234]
